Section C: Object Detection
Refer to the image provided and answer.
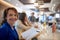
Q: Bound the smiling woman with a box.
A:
[0,7,19,40]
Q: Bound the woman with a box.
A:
[15,12,38,40]
[20,13,32,30]
[0,7,19,40]
[15,12,32,31]
[15,12,32,39]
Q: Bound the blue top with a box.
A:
[0,22,19,40]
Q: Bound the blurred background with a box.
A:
[0,0,60,40]
[0,0,60,29]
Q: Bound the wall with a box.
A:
[0,3,8,25]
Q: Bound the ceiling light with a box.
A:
[29,0,36,3]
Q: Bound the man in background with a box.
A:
[29,12,36,23]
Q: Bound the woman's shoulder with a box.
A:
[0,23,7,29]
[14,20,23,28]
[0,22,10,32]
[0,22,10,40]
[15,20,22,23]
[0,23,9,34]
[15,20,22,25]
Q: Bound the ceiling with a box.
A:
[1,0,60,12]
[19,0,51,4]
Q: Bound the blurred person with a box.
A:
[15,12,32,39]
[15,12,32,31]
[29,12,36,23]
[14,12,38,40]
[0,7,19,40]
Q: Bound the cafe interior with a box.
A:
[0,0,60,40]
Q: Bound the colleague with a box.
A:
[0,7,19,40]
[29,12,36,23]
[15,12,32,31]
[14,12,32,39]
[15,12,39,40]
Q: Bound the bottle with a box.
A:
[52,22,56,33]
[43,22,46,29]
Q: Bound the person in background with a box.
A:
[14,12,38,39]
[15,12,32,31]
[29,12,36,23]
[0,7,19,40]
[15,12,32,39]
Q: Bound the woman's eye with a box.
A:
[8,13,18,17]
[9,14,13,16]
[14,15,17,16]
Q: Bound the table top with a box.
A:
[37,30,60,40]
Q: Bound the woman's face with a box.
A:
[6,10,18,25]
